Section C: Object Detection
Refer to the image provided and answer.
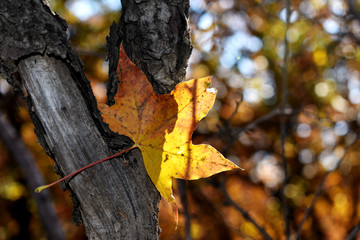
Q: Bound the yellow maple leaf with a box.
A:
[98,44,240,217]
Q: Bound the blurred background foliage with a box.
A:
[1,0,360,239]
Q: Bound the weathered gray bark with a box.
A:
[0,0,191,239]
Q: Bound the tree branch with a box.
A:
[280,0,291,238]
[295,131,360,239]
[220,176,273,240]
[0,109,65,240]
[0,0,194,238]
[0,0,161,239]
[345,220,360,240]
[178,179,192,240]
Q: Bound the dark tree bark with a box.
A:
[107,0,192,101]
[0,109,66,240]
[0,0,191,239]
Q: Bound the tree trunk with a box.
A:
[0,109,66,240]
[0,0,191,239]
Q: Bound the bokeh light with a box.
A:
[3,0,360,239]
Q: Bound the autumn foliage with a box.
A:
[2,0,360,240]
[99,45,239,217]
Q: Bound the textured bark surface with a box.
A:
[116,0,192,95]
[0,0,192,239]
[0,0,160,239]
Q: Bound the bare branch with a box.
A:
[0,109,65,240]
[178,179,192,240]
[345,220,360,240]
[295,131,360,239]
[232,107,284,136]
[280,0,291,238]
[220,176,273,240]
[220,106,293,155]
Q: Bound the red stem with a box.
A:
[35,145,135,192]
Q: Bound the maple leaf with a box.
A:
[98,44,240,216]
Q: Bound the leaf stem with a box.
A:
[35,145,135,192]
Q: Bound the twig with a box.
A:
[228,99,243,123]
[345,220,360,240]
[220,176,273,240]
[280,0,291,238]
[0,109,66,240]
[294,171,329,239]
[220,107,291,155]
[220,100,242,155]
[178,179,192,240]
[295,132,360,239]
[232,107,283,136]
[216,101,276,239]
